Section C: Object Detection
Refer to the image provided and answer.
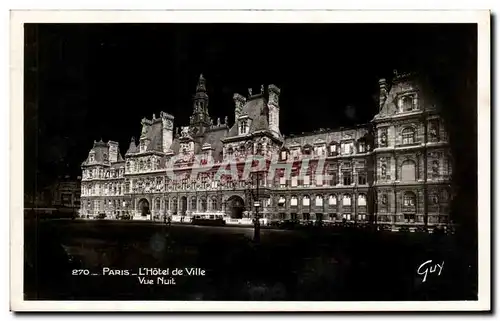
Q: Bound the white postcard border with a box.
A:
[9,9,491,312]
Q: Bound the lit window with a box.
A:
[278,196,286,207]
[328,195,337,206]
[281,150,288,161]
[403,192,416,206]
[291,176,298,187]
[315,175,323,186]
[358,194,366,206]
[239,121,248,135]
[329,144,336,155]
[290,196,298,207]
[402,128,415,145]
[279,176,286,187]
[303,175,310,186]
[303,196,310,207]
[401,160,416,181]
[315,196,323,207]
[343,195,351,206]
[399,95,416,112]
[358,143,365,153]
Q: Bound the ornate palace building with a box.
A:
[80,71,452,229]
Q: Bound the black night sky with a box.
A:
[24,23,477,210]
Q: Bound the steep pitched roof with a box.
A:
[146,120,163,152]
[227,95,269,138]
[201,127,228,162]
[126,138,138,155]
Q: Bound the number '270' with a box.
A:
[72,269,90,276]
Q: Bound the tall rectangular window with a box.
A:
[343,172,352,186]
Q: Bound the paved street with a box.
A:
[24,219,477,301]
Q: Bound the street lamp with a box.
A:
[249,169,265,243]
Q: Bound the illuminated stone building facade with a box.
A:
[80,72,452,228]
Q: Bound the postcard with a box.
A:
[10,9,491,312]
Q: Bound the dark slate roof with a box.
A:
[284,127,370,148]
[126,138,138,155]
[201,127,228,162]
[227,95,269,137]
[146,120,163,152]
[82,140,110,166]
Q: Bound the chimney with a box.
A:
[160,111,175,153]
[233,93,246,121]
[378,78,388,109]
[107,141,119,163]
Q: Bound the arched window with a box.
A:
[402,127,415,145]
[155,198,161,211]
[200,198,207,212]
[403,191,416,209]
[401,160,416,181]
[315,195,323,207]
[211,198,218,211]
[358,194,367,206]
[290,196,298,207]
[302,195,310,207]
[278,196,286,207]
[172,198,178,212]
[343,194,351,206]
[190,197,197,211]
[328,195,337,206]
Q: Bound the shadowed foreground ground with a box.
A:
[24,219,477,301]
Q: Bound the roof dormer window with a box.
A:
[239,120,249,135]
[398,93,418,112]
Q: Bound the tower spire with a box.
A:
[196,73,206,92]
[190,73,210,128]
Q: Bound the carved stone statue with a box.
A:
[224,116,228,125]
[181,126,190,138]
[176,127,180,137]
[261,84,264,94]
[248,88,252,96]
[217,117,221,126]
[381,164,387,176]
[381,132,387,145]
